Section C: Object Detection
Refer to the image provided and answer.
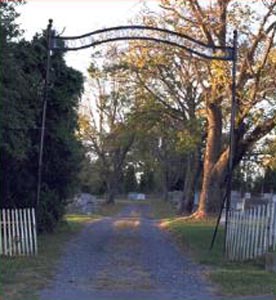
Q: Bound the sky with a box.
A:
[16,0,266,75]
[17,0,160,74]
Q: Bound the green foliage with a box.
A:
[253,168,276,193]
[79,52,136,203]
[123,164,138,193]
[139,167,155,193]
[78,157,106,195]
[0,3,84,232]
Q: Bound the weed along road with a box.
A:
[40,204,218,300]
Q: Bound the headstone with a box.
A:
[128,193,146,200]
[231,190,242,209]
[263,193,273,200]
[236,199,245,211]
[244,192,251,199]
[67,193,97,214]
[137,193,146,200]
[167,191,183,207]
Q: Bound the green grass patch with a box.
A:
[166,218,276,296]
[148,198,177,219]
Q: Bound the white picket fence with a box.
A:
[226,201,276,261]
[0,208,38,256]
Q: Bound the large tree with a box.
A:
[156,0,276,216]
[112,32,205,213]
[79,51,135,204]
[110,0,276,215]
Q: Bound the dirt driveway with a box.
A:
[40,204,218,300]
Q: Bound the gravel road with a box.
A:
[39,204,219,300]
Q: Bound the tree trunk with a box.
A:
[198,145,230,216]
[163,185,169,202]
[196,102,222,217]
[162,168,170,201]
[105,174,118,204]
[106,188,115,204]
[177,151,198,214]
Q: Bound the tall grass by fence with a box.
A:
[226,201,276,261]
[0,208,38,256]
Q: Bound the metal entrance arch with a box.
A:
[38,19,238,252]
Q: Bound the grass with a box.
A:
[0,214,100,300]
[2,199,275,299]
[148,197,177,219]
[0,199,131,300]
[1,223,71,300]
[163,216,276,297]
[97,201,128,216]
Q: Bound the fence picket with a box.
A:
[228,211,233,260]
[3,210,8,255]
[7,209,12,256]
[250,207,257,259]
[261,205,266,256]
[32,208,38,255]
[245,209,251,260]
[1,208,37,256]
[226,202,276,261]
[23,209,29,255]
[11,210,15,255]
[255,206,261,258]
[268,201,275,250]
[264,204,269,253]
[229,210,234,259]
[237,210,243,260]
[273,201,276,251]
[0,211,2,256]
[27,209,33,255]
[240,211,246,260]
[233,211,239,260]
[19,209,25,255]
[244,210,249,260]
[15,209,21,255]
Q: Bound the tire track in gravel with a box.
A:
[39,204,219,300]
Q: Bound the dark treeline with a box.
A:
[0,1,84,231]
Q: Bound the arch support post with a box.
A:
[209,30,238,253]
[36,19,53,208]
[224,30,238,255]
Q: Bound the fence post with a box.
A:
[0,210,2,255]
[32,208,38,255]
